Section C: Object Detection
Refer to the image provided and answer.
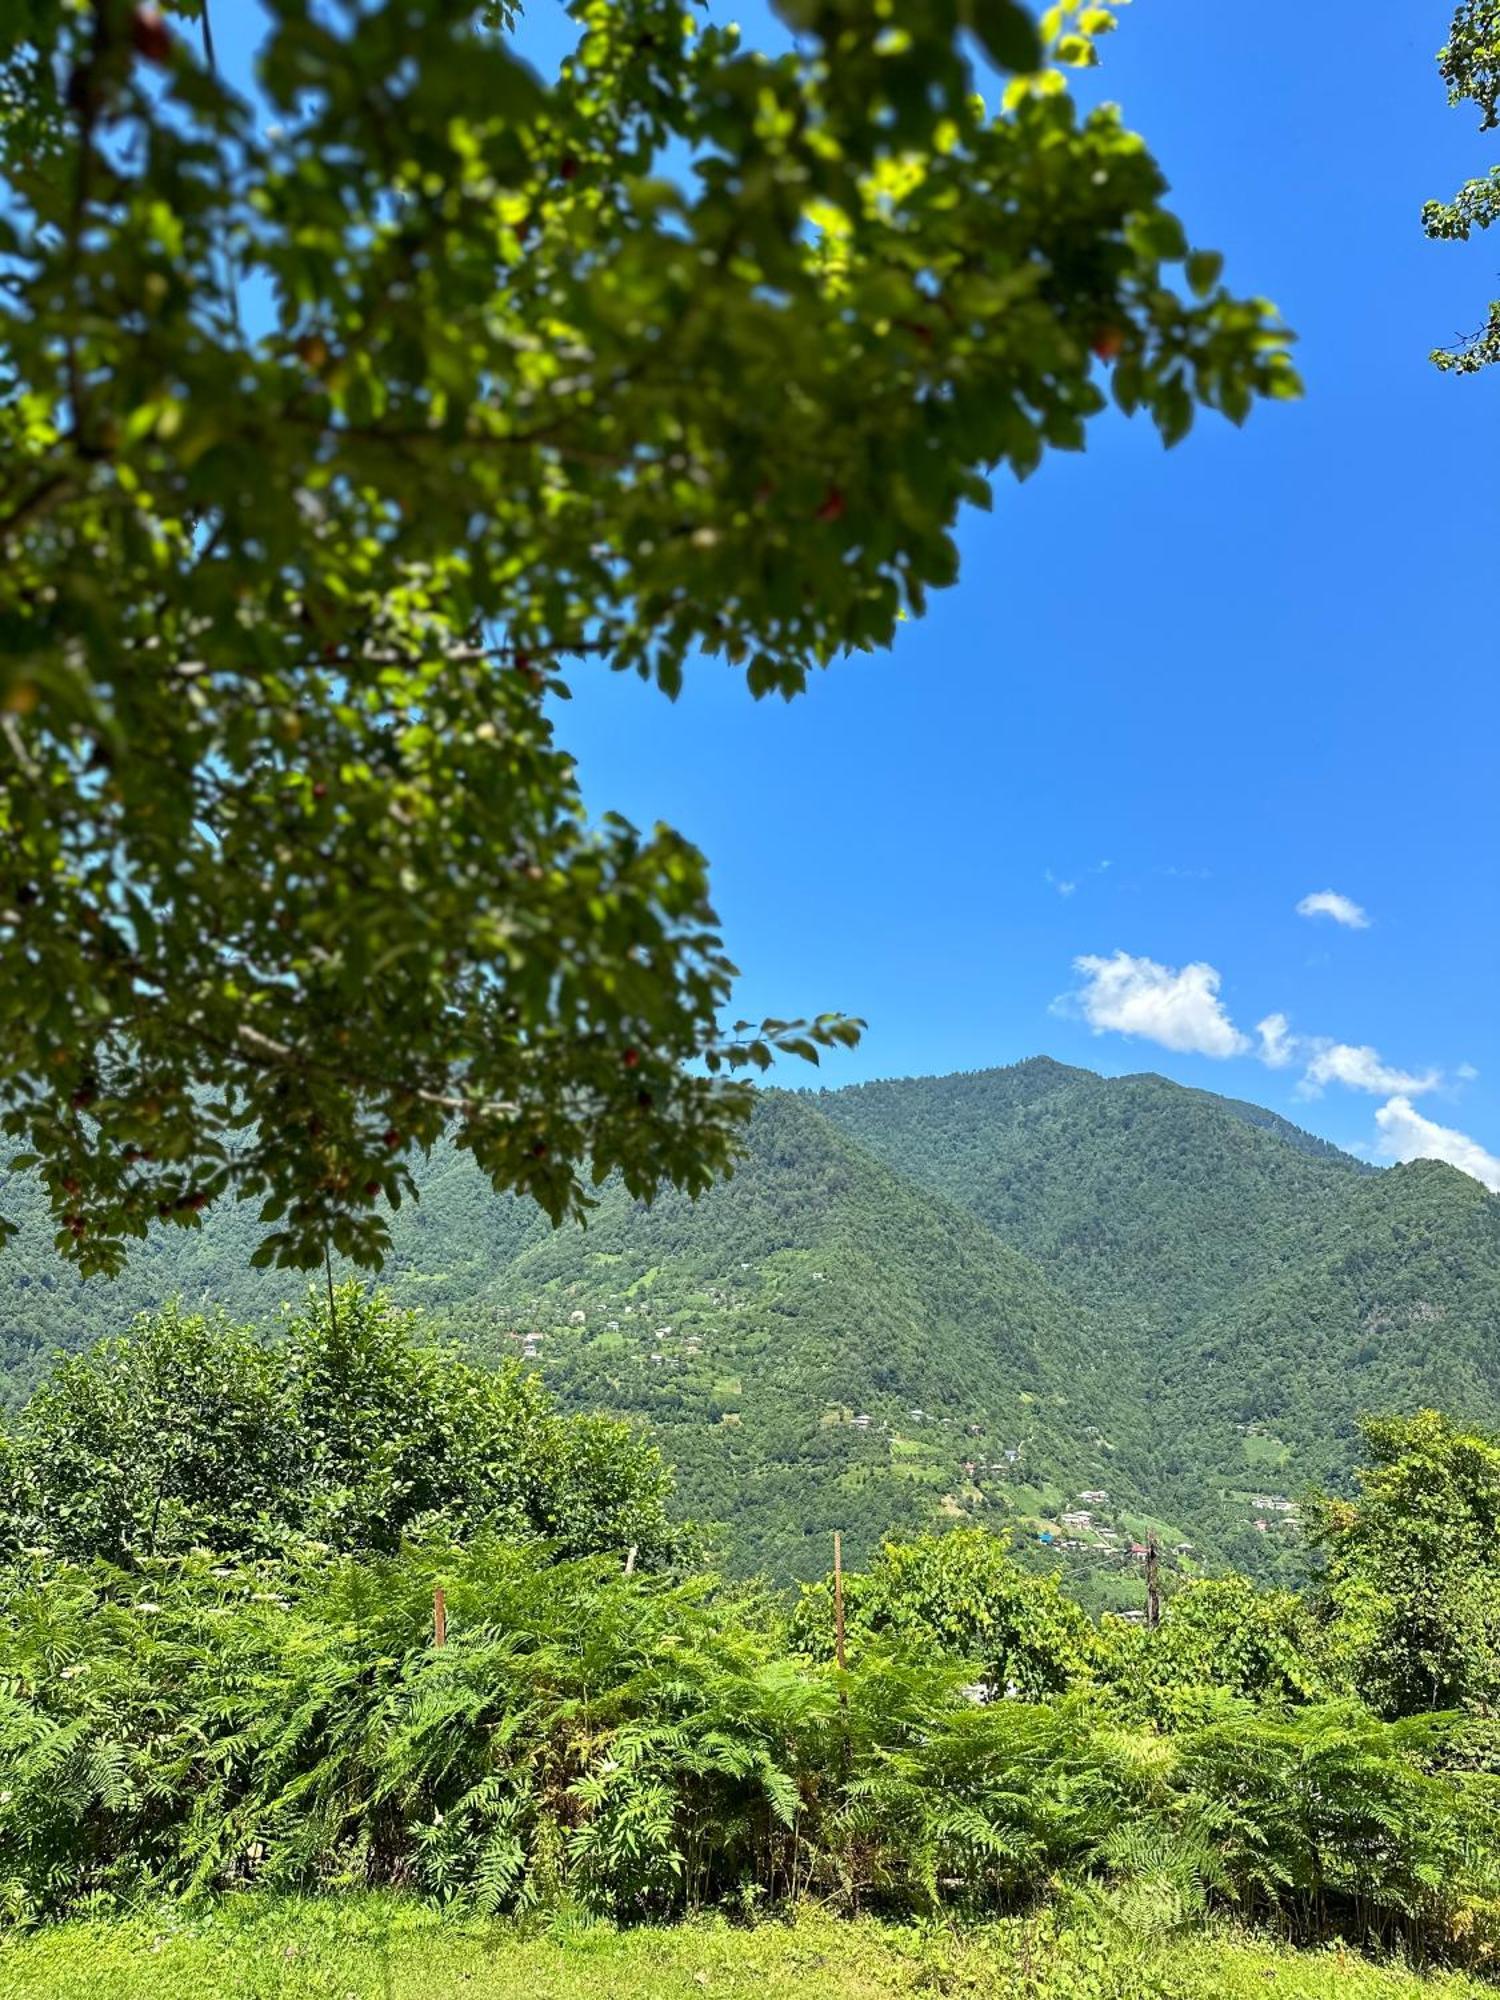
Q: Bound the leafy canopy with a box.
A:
[1425,3,1500,368]
[0,1282,686,1567]
[792,1525,1100,1696]
[0,0,1296,1275]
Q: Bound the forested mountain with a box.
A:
[2,1059,1497,1585]
[817,1059,1500,1572]
[458,1093,1121,1577]
[2,1096,1135,1578]
[1159,1157,1500,1485]
[817,1059,1373,1331]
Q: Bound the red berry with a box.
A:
[530,1140,549,1159]
[131,6,171,64]
[1091,326,1125,363]
[382,1127,400,1148]
[816,487,846,523]
[312,782,328,801]
[622,1048,640,1069]
[559,156,579,182]
[364,1180,381,1198]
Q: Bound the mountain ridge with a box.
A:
[2,1056,1496,1587]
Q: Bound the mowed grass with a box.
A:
[0,1899,1491,2000]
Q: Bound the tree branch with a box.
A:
[0,468,75,542]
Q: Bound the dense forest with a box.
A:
[3,1059,1498,1592]
[2,1303,1498,1969]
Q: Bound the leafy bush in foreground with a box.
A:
[790,1527,1102,1698]
[0,1287,683,1569]
[1,1540,1496,1962]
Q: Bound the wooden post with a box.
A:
[832,1530,846,1669]
[624,1544,638,1577]
[433,1585,447,1648]
[1145,1535,1161,1630]
[833,1531,850,1776]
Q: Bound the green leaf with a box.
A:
[1186,249,1225,299]
[965,0,1044,73]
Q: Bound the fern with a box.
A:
[1,1534,1497,1962]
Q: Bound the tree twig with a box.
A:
[0,469,74,541]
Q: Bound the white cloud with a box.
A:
[1061,956,1463,1123]
[1296,889,1370,930]
[1375,1097,1500,1193]
[1249,1011,1444,1098]
[1256,1013,1295,1068]
[1299,1043,1440,1098]
[1066,951,1248,1059]
[1044,870,1076,898]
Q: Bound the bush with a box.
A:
[2,1540,1496,1961]
[790,1529,1101,1698]
[0,1286,684,1570]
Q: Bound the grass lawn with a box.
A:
[0,1899,1490,2000]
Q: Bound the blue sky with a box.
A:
[221,4,1500,1181]
[545,1,1500,1180]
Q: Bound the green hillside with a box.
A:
[3,1059,1498,1587]
[456,1091,1124,1578]
[816,1059,1372,1331]
[0,1094,1139,1580]
[1160,1157,1500,1486]
[817,1060,1500,1568]
[0,1145,551,1405]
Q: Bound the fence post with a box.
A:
[624,1544,638,1577]
[832,1530,846,1669]
[433,1585,447,1648]
[833,1531,850,1776]
[1145,1535,1161,1629]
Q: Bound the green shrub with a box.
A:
[791,1528,1102,1698]
[1,1286,684,1569]
[2,1540,1496,1962]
